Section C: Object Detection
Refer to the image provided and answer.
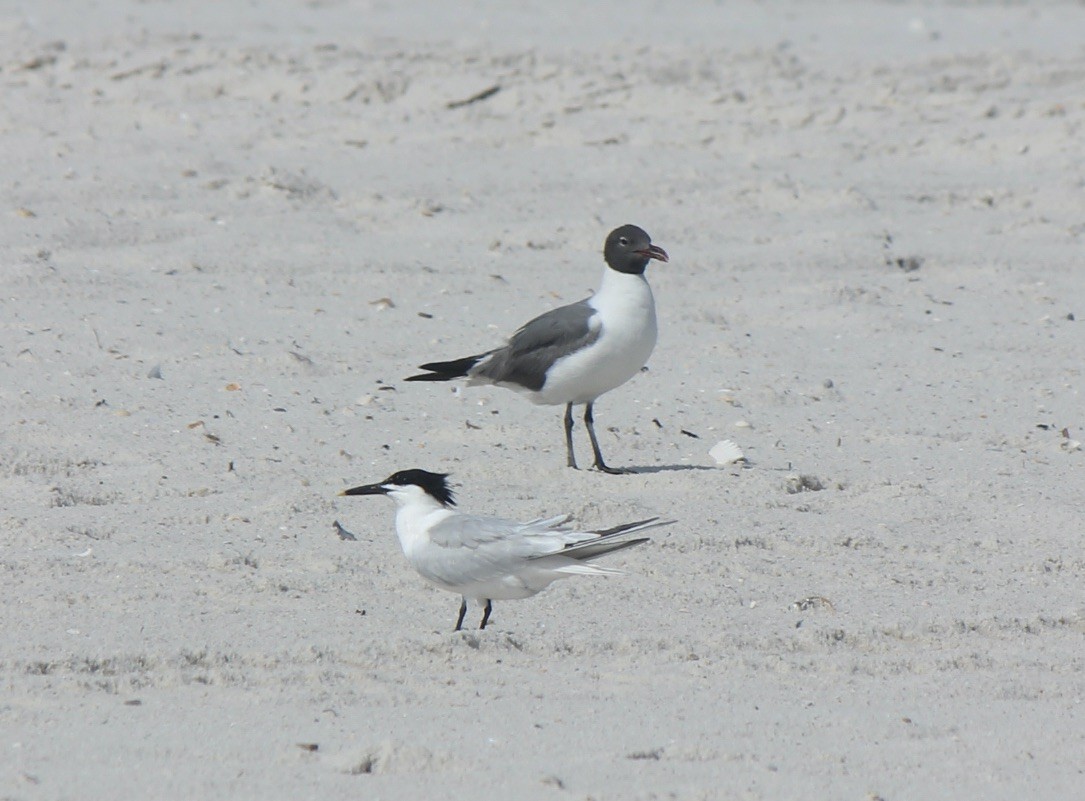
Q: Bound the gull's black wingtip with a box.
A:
[403,354,485,382]
[404,370,450,382]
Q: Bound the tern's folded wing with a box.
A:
[425,512,585,555]
[412,514,562,591]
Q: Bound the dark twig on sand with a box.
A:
[446,85,501,109]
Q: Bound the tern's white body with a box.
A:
[389,485,625,601]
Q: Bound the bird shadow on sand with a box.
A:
[623,463,725,475]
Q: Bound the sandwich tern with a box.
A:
[340,469,669,630]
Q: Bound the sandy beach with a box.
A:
[2,1,1084,798]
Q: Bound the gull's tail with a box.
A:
[404,353,488,382]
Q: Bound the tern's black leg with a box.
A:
[563,403,578,469]
[454,597,468,632]
[584,402,630,474]
[479,599,493,630]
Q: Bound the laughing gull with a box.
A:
[340,469,669,631]
[405,224,668,474]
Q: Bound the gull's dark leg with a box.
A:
[585,402,630,474]
[479,599,493,630]
[563,403,578,469]
[454,597,468,632]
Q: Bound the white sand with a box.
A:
[3,1,1084,797]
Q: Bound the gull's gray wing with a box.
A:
[475,299,600,391]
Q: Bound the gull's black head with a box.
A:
[603,224,669,275]
[341,468,456,507]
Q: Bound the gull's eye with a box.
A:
[619,236,629,246]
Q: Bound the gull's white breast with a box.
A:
[534,269,657,405]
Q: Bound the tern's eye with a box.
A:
[619,236,629,246]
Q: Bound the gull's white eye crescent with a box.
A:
[619,236,629,246]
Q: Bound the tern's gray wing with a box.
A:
[418,512,592,588]
[426,512,581,552]
[475,299,600,391]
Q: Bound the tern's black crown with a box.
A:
[383,469,456,507]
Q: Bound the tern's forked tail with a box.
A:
[552,517,673,562]
[404,353,486,382]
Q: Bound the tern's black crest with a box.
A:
[383,469,456,507]
[603,225,669,276]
